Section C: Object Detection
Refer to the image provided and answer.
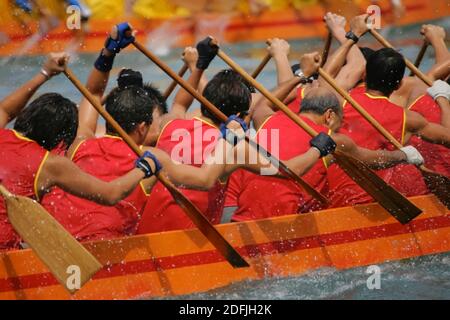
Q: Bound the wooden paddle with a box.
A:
[163,63,189,100]
[409,41,428,76]
[252,52,272,79]
[243,52,272,124]
[215,46,423,224]
[0,184,102,293]
[319,68,450,209]
[370,30,433,86]
[133,41,329,206]
[321,32,333,67]
[63,68,249,269]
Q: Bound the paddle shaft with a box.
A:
[370,30,433,86]
[133,41,328,205]
[409,41,428,76]
[321,32,333,67]
[63,67,249,268]
[252,53,272,78]
[163,64,189,100]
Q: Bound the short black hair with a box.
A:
[300,89,342,117]
[142,83,168,115]
[365,48,406,96]
[117,69,143,89]
[201,69,252,121]
[104,86,154,134]
[359,47,375,61]
[115,69,168,115]
[14,93,78,150]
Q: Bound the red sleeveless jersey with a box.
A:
[0,129,49,250]
[228,113,329,222]
[137,117,225,234]
[225,87,306,208]
[287,86,305,113]
[408,95,450,177]
[42,136,147,241]
[350,83,366,95]
[328,92,428,207]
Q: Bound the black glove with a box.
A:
[309,132,336,158]
[196,37,218,70]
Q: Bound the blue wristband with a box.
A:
[220,115,248,146]
[135,151,162,178]
[94,49,116,72]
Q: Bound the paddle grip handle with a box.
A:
[163,63,189,100]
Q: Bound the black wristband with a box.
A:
[345,31,360,44]
[136,158,153,178]
[94,49,116,72]
[309,132,337,158]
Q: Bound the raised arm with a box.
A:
[421,24,450,67]
[320,14,369,96]
[73,22,135,146]
[159,47,204,126]
[268,38,294,85]
[0,53,68,128]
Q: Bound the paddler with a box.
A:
[319,14,450,207]
[0,53,161,251]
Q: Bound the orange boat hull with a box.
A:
[0,0,449,56]
[0,195,449,300]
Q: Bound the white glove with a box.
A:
[427,80,450,101]
[400,146,424,166]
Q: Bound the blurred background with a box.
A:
[0,0,449,111]
[0,0,449,56]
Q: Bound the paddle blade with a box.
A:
[333,152,422,224]
[3,193,102,293]
[420,169,450,209]
[166,186,249,268]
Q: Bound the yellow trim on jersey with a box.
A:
[139,181,150,196]
[407,94,425,110]
[69,140,86,161]
[401,110,407,146]
[321,128,334,169]
[365,93,389,100]
[193,116,219,129]
[300,87,305,99]
[34,151,50,202]
[255,115,273,135]
[103,134,123,140]
[156,119,174,146]
[12,130,34,142]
